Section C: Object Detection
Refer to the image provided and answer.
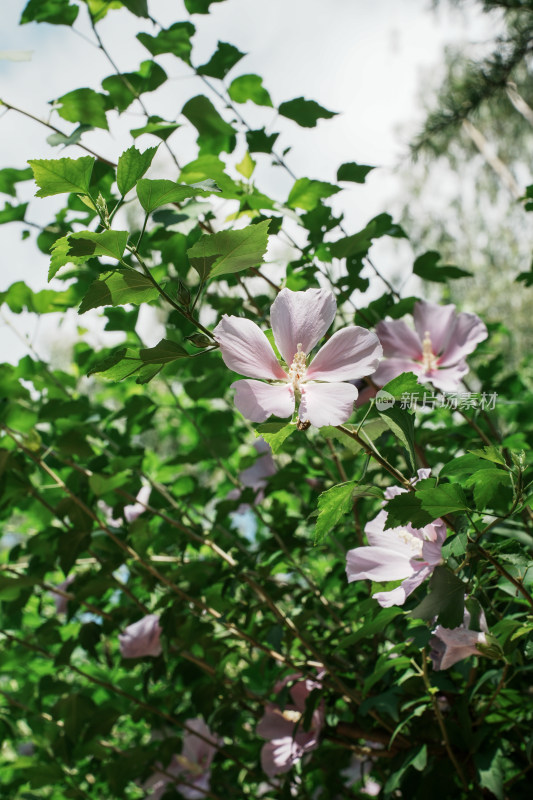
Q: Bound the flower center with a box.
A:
[420,330,439,373]
[282,709,302,724]
[175,754,205,776]
[397,529,424,557]
[288,343,307,389]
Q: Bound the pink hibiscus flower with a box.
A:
[372,299,487,392]
[346,470,446,607]
[144,718,221,800]
[430,606,489,671]
[227,437,277,509]
[257,672,325,777]
[214,288,382,428]
[119,613,162,658]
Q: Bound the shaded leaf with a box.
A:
[413,250,472,282]
[29,156,94,197]
[46,124,92,148]
[337,162,375,183]
[130,116,180,141]
[378,405,416,473]
[184,0,226,12]
[0,201,28,224]
[197,41,245,79]
[384,492,434,530]
[0,166,33,196]
[137,21,195,63]
[48,235,90,281]
[68,230,129,261]
[409,565,465,627]
[187,219,270,279]
[138,339,189,364]
[279,97,337,127]
[136,179,211,213]
[181,95,237,155]
[79,271,158,313]
[20,0,78,25]
[416,483,468,519]
[102,60,167,113]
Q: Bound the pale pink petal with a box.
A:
[364,511,423,557]
[305,327,382,382]
[124,485,151,523]
[438,311,488,366]
[270,287,336,364]
[257,707,296,741]
[232,380,294,423]
[260,738,303,777]
[119,614,162,658]
[372,567,431,607]
[214,315,287,380]
[431,627,487,670]
[182,718,219,767]
[240,453,276,489]
[376,319,423,359]
[427,362,468,392]
[346,545,415,583]
[372,358,423,387]
[298,382,357,427]
[413,301,457,356]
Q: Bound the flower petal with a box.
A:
[232,380,294,423]
[438,311,488,366]
[428,362,468,392]
[346,545,415,583]
[270,287,336,364]
[413,300,457,356]
[376,319,423,359]
[260,738,303,777]
[305,327,382,382]
[214,315,287,380]
[119,614,162,658]
[257,707,296,741]
[372,568,430,607]
[371,358,423,387]
[298,382,357,427]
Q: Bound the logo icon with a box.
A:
[376,390,395,411]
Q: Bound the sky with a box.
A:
[0,0,502,365]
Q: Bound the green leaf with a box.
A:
[137,21,196,63]
[138,339,189,364]
[48,235,90,281]
[0,282,79,314]
[337,162,375,183]
[384,492,434,529]
[184,0,226,13]
[102,60,167,113]
[117,145,158,196]
[89,470,131,497]
[54,87,109,130]
[320,419,389,456]
[228,74,272,107]
[330,213,407,258]
[130,116,180,141]
[235,152,256,180]
[464,468,509,510]
[79,271,158,313]
[468,446,507,466]
[68,230,129,261]
[314,481,357,544]
[380,371,421,400]
[20,0,78,25]
[181,95,237,155]
[28,156,94,197]
[254,422,296,454]
[287,178,340,211]
[196,41,245,79]
[278,97,337,127]
[136,179,211,214]
[413,250,472,282]
[0,201,28,224]
[188,219,270,279]
[476,748,506,800]
[378,405,416,473]
[0,166,33,196]
[46,124,92,148]
[120,0,149,16]
[246,128,279,154]
[440,453,486,478]
[338,607,403,648]
[416,483,468,519]
[409,565,465,627]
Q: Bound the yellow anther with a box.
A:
[288,343,307,388]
